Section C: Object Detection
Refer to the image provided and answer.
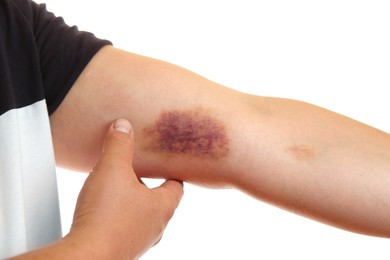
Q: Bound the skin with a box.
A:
[48,46,390,238]
[10,119,183,259]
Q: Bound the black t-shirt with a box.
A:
[0,0,111,257]
[0,0,111,116]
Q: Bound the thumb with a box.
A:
[95,119,136,178]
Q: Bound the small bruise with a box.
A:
[143,108,230,159]
[286,144,318,161]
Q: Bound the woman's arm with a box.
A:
[50,46,390,237]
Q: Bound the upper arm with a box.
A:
[50,46,248,185]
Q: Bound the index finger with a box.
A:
[156,180,184,210]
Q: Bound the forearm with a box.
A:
[231,96,390,237]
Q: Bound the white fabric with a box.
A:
[0,100,62,259]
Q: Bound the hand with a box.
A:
[67,119,184,259]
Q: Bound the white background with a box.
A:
[36,0,389,259]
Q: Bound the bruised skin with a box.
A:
[142,108,230,160]
[137,107,234,187]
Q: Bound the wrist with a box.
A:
[64,229,136,260]
[8,235,95,260]
[61,231,111,259]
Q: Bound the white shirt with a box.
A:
[0,100,62,258]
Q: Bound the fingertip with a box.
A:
[160,179,185,202]
[164,179,184,190]
[103,119,134,151]
[113,119,133,134]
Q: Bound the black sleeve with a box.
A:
[31,1,112,114]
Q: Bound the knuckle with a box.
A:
[97,153,130,173]
[104,132,133,162]
[110,131,132,146]
[159,197,177,222]
[150,197,175,224]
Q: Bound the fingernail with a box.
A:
[114,119,132,133]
